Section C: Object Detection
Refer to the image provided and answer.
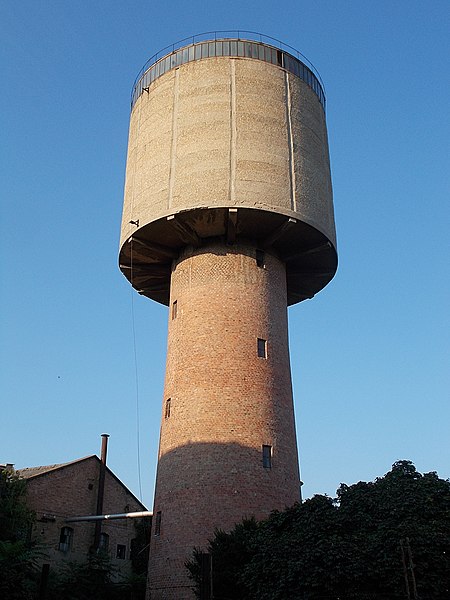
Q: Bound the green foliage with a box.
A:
[0,468,35,542]
[186,518,258,599]
[334,460,450,599]
[45,552,147,600]
[47,553,121,600]
[0,540,41,600]
[244,495,353,600]
[120,571,148,600]
[131,517,151,576]
[187,461,450,599]
[0,468,39,599]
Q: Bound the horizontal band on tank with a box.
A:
[119,207,337,306]
[131,32,326,110]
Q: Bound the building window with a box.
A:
[172,300,177,319]
[58,527,73,552]
[154,511,161,536]
[165,398,171,419]
[257,338,267,358]
[256,249,265,268]
[262,445,272,469]
[99,532,109,552]
[116,544,126,559]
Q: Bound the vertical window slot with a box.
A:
[155,511,162,536]
[262,445,272,468]
[257,338,267,358]
[165,398,171,419]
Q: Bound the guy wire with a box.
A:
[129,95,144,503]
[130,237,143,503]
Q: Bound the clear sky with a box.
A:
[1,1,449,510]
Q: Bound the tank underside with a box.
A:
[119,206,337,306]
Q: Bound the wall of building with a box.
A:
[25,457,147,578]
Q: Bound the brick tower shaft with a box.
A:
[148,242,300,597]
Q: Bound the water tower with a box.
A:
[119,33,337,599]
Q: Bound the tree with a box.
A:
[46,552,124,600]
[0,467,35,543]
[335,460,450,598]
[128,518,152,600]
[186,518,258,600]
[0,467,39,600]
[187,461,450,599]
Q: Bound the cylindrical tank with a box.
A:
[119,36,336,306]
[119,34,337,599]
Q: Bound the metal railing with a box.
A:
[131,31,326,110]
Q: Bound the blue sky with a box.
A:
[1,1,449,509]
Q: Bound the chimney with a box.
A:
[93,434,109,552]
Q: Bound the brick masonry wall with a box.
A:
[147,243,300,599]
[24,456,147,578]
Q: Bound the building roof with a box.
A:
[16,455,147,510]
[17,456,95,479]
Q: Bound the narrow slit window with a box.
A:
[172,300,177,319]
[165,398,171,419]
[262,445,272,468]
[256,249,265,268]
[116,544,126,559]
[155,511,162,536]
[257,338,267,359]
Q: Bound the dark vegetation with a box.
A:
[0,467,38,599]
[2,461,449,599]
[186,461,450,600]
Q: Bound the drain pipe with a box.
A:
[93,434,109,552]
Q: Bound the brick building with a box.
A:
[17,455,148,578]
